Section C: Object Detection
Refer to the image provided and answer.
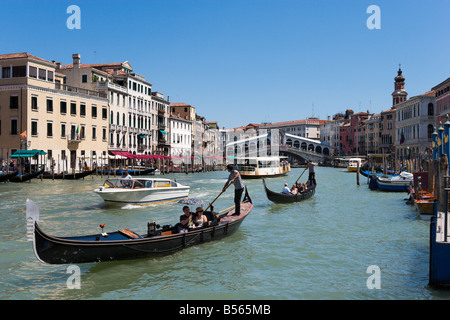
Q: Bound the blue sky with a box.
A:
[2,0,450,128]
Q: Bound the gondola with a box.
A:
[26,188,253,264]
[262,178,315,203]
[42,168,96,180]
[9,168,44,183]
[0,171,18,183]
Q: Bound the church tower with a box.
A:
[392,66,408,108]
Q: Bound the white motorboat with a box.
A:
[347,158,362,172]
[371,171,413,192]
[94,177,190,206]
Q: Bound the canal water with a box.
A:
[1,166,450,300]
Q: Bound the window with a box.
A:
[70,102,76,115]
[102,127,107,141]
[80,125,85,139]
[29,66,37,78]
[31,120,38,136]
[60,100,67,114]
[46,98,53,112]
[91,104,97,118]
[2,67,10,78]
[61,123,66,138]
[10,118,18,135]
[38,68,46,80]
[82,74,87,83]
[80,103,86,117]
[92,126,97,140]
[47,71,54,82]
[47,121,53,137]
[31,95,38,110]
[428,103,434,116]
[102,106,107,120]
[10,95,18,109]
[12,66,26,78]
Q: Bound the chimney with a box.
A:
[72,54,81,68]
[167,95,170,102]
[56,62,61,70]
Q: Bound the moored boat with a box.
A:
[369,171,413,192]
[262,178,315,203]
[42,168,96,180]
[26,189,253,264]
[8,168,44,183]
[94,177,190,206]
[347,158,362,172]
[0,171,18,183]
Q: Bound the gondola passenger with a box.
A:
[178,206,193,233]
[282,183,291,194]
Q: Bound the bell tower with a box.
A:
[392,65,408,108]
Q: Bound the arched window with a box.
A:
[428,124,434,139]
[293,141,300,148]
[286,139,292,147]
[428,103,434,116]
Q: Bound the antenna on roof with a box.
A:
[312,103,315,117]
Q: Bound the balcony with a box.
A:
[110,123,117,131]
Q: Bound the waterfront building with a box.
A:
[364,114,381,154]
[339,110,371,155]
[261,117,325,140]
[169,112,192,164]
[0,52,109,171]
[394,90,436,159]
[432,77,450,125]
[320,114,346,156]
[60,54,170,157]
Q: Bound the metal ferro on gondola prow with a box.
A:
[438,122,444,158]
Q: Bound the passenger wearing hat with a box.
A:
[194,207,208,228]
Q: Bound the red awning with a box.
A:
[110,151,138,159]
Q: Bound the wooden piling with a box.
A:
[356,162,360,185]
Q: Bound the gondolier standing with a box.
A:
[308,160,316,185]
[223,164,244,216]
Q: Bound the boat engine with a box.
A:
[147,220,160,236]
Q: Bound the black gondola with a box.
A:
[26,188,253,264]
[262,178,315,203]
[9,168,44,183]
[0,171,18,183]
[42,168,96,180]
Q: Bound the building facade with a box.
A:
[0,53,109,171]
[394,90,436,159]
[432,77,450,125]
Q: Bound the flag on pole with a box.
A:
[20,131,27,139]
[76,125,80,140]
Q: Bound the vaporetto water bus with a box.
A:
[234,156,291,179]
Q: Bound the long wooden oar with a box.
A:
[204,181,232,212]
[295,165,309,184]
